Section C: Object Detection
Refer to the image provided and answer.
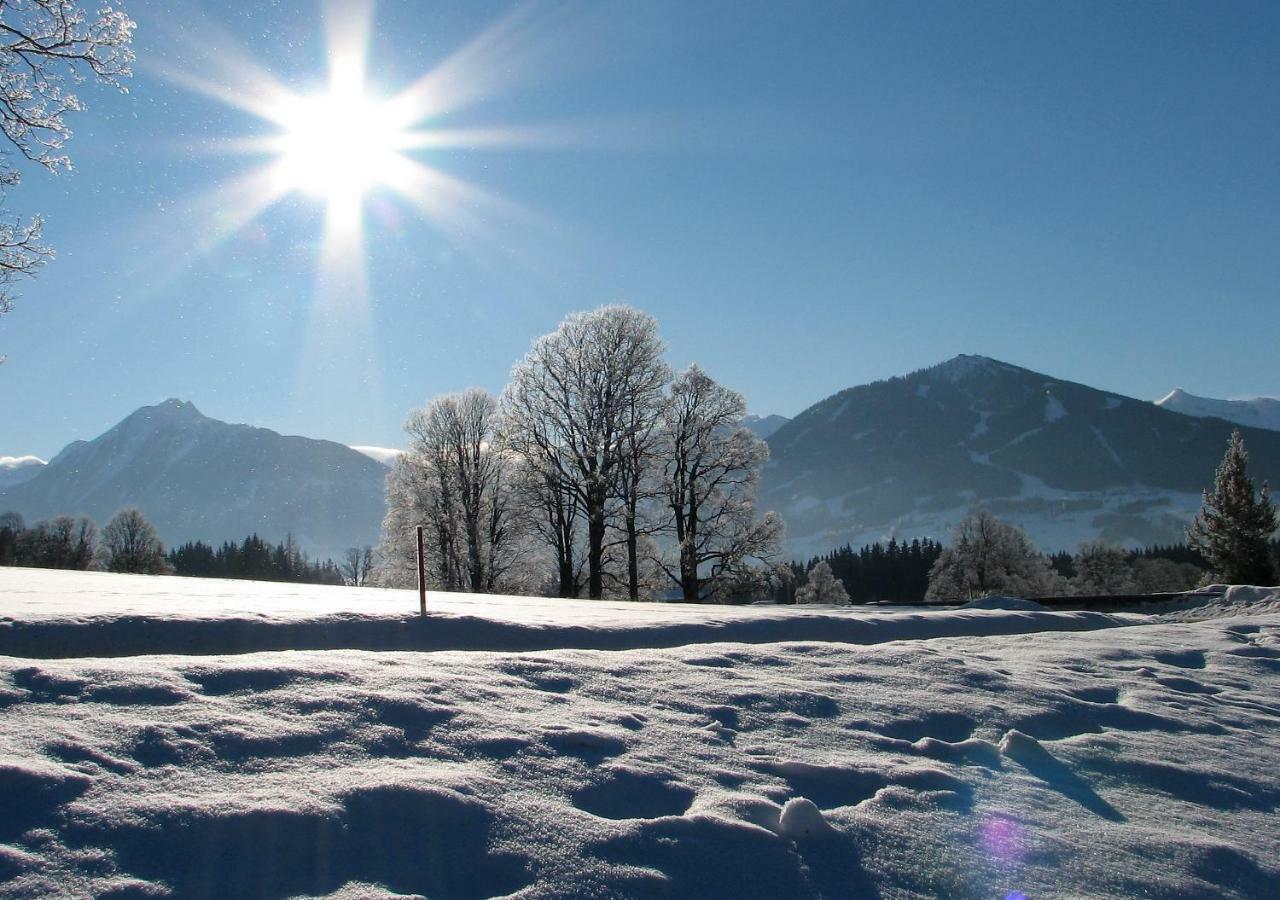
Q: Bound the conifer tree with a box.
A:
[1187,431,1277,585]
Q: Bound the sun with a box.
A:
[270,90,405,202]
[160,0,574,279]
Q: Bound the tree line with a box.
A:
[1,508,355,586]
[167,535,346,585]
[781,536,1224,605]
[918,430,1276,602]
[376,305,782,602]
[780,538,945,604]
[1,508,168,574]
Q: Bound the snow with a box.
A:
[960,596,1048,612]
[926,354,1013,384]
[349,446,403,466]
[1043,393,1067,423]
[968,410,992,440]
[1156,388,1280,432]
[2,568,1279,898]
[0,456,45,471]
[1090,425,1125,469]
[0,570,1129,659]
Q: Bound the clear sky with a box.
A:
[2,0,1278,460]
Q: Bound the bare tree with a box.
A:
[507,450,584,597]
[611,373,668,599]
[375,453,445,588]
[502,306,670,599]
[656,365,782,602]
[378,389,519,593]
[0,2,134,330]
[341,545,373,586]
[99,507,166,574]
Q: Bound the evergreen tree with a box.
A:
[1187,431,1278,585]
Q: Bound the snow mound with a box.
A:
[1,601,1279,896]
[960,596,1048,612]
[1135,585,1280,622]
[0,569,1126,659]
[777,797,834,839]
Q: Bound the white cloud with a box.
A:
[349,445,403,466]
[0,455,46,470]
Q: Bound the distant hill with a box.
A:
[760,355,1280,555]
[0,400,388,559]
[1156,388,1280,433]
[0,456,46,489]
[741,414,789,440]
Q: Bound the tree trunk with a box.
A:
[626,521,639,601]
[587,503,606,599]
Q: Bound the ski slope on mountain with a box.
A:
[1,569,1278,898]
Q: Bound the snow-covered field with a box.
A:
[2,570,1279,898]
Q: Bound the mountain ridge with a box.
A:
[761,354,1280,554]
[1156,388,1280,433]
[0,400,388,559]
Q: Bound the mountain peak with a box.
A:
[1156,388,1280,432]
[155,398,204,417]
[920,354,1018,383]
[120,399,208,431]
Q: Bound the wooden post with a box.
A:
[416,525,427,616]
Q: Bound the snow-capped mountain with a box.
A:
[741,414,789,440]
[760,355,1280,554]
[0,400,388,558]
[1156,388,1280,433]
[349,445,403,466]
[0,455,46,488]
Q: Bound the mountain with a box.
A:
[349,445,403,466]
[0,456,46,488]
[0,400,388,559]
[1156,389,1280,433]
[741,414,789,440]
[760,355,1280,555]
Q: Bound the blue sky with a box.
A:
[2,0,1278,460]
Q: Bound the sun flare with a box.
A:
[269,89,408,203]
[159,0,573,289]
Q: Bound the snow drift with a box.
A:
[1,569,1278,898]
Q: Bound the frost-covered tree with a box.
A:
[506,450,583,597]
[99,508,167,574]
[655,365,782,602]
[377,389,521,593]
[1187,430,1278,585]
[925,510,1055,601]
[795,560,850,604]
[1130,557,1203,594]
[611,367,669,600]
[0,2,134,332]
[1071,541,1135,596]
[502,306,670,599]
